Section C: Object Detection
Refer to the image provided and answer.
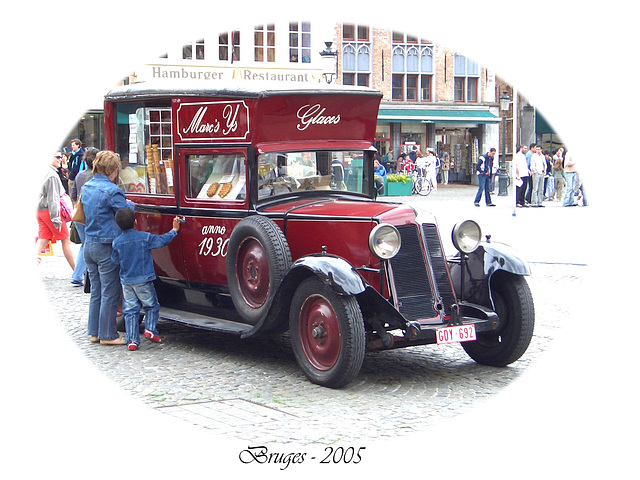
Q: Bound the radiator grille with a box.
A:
[389,225,439,320]
[421,223,457,316]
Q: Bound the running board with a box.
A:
[159,307,253,336]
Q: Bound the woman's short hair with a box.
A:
[92,150,121,176]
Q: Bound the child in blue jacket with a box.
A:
[111,207,181,351]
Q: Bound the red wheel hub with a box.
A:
[236,237,269,307]
[299,295,341,371]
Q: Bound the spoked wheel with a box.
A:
[462,272,535,366]
[418,177,432,196]
[289,276,365,388]
[226,216,291,324]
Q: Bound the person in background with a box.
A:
[440,151,450,185]
[82,150,134,345]
[572,153,587,206]
[409,145,418,163]
[514,144,530,208]
[529,145,547,207]
[373,158,386,195]
[524,143,536,205]
[59,152,70,194]
[36,152,76,269]
[473,148,496,207]
[562,150,578,206]
[67,138,86,195]
[425,149,438,191]
[69,148,97,287]
[550,147,565,202]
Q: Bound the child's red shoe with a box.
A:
[144,330,162,343]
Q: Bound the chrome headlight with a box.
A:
[369,223,401,260]
[452,220,482,254]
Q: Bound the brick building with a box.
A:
[333,23,501,183]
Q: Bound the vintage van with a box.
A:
[104,80,534,388]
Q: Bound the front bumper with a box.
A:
[366,301,499,351]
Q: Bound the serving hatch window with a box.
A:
[186,153,246,200]
[257,150,371,199]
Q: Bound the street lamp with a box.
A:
[319,41,338,84]
[498,90,511,196]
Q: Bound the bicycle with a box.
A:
[412,167,433,196]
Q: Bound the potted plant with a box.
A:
[385,173,412,196]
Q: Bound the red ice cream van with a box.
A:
[104,80,534,388]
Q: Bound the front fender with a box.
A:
[252,254,368,335]
[285,254,368,295]
[448,242,530,309]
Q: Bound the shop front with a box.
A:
[61,109,105,153]
[376,105,501,183]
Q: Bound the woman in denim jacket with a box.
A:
[82,150,133,345]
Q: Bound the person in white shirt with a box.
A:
[529,145,547,207]
[425,149,438,191]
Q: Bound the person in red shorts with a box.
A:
[36,151,76,269]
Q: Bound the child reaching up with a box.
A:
[111,207,181,351]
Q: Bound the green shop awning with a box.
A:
[378,107,501,124]
[535,111,556,135]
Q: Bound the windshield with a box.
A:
[257,150,372,199]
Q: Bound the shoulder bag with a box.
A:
[71,193,86,224]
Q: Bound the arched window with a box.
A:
[392,39,434,102]
[342,24,371,86]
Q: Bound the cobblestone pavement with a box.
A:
[36,185,589,446]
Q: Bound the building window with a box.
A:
[391,41,434,102]
[392,31,421,44]
[343,23,370,42]
[219,31,240,62]
[289,22,311,63]
[183,39,205,60]
[454,54,479,102]
[392,75,403,100]
[342,24,371,86]
[254,24,275,62]
[421,74,432,101]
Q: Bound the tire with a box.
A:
[226,216,292,324]
[462,272,535,366]
[418,177,432,196]
[289,276,366,388]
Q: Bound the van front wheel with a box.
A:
[289,276,365,388]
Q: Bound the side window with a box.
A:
[115,105,174,196]
[186,153,246,200]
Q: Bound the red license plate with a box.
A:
[436,324,477,344]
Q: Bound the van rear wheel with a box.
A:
[226,216,291,324]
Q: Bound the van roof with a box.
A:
[105,80,382,101]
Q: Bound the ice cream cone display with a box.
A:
[145,145,157,194]
[165,157,174,194]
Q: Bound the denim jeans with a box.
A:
[71,222,86,283]
[474,174,492,205]
[563,172,577,206]
[122,282,160,345]
[84,238,120,340]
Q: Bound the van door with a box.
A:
[177,147,249,287]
